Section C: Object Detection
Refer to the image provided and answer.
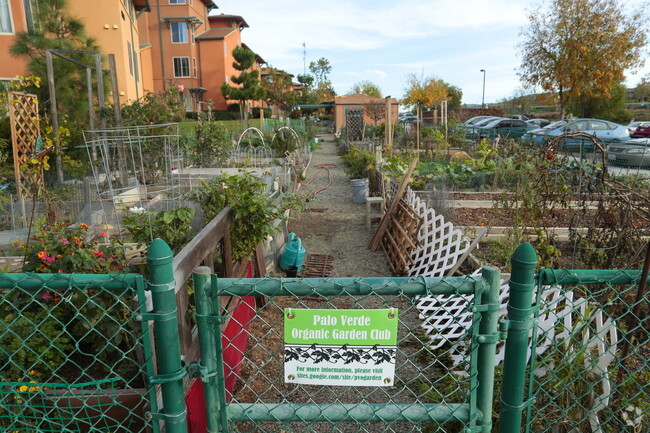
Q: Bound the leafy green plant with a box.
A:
[191,119,233,167]
[122,207,195,253]
[185,172,303,260]
[340,145,375,179]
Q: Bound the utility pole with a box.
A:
[480,69,486,108]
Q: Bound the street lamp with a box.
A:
[480,69,486,108]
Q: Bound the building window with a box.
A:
[0,0,14,33]
[173,57,190,77]
[127,41,133,76]
[192,57,197,78]
[191,27,195,44]
[22,0,33,31]
[133,46,139,83]
[171,21,188,43]
[169,0,186,4]
[223,43,227,56]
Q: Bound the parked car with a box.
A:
[464,116,497,126]
[511,114,530,121]
[522,120,568,145]
[474,118,534,140]
[629,121,650,138]
[526,118,551,128]
[542,118,630,150]
[399,113,417,123]
[607,138,650,167]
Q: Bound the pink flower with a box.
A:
[44,255,56,264]
[93,250,105,258]
[60,238,69,244]
[42,293,52,300]
[177,84,184,92]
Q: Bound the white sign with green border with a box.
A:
[284,308,398,387]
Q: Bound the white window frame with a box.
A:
[172,56,191,78]
[171,21,188,44]
[192,57,197,78]
[191,26,195,44]
[169,0,186,4]
[0,0,15,34]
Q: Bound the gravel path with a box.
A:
[288,134,393,278]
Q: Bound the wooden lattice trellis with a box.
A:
[381,198,422,275]
[8,91,42,199]
[345,108,364,141]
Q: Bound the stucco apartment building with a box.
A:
[0,0,267,113]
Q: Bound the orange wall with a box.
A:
[335,102,399,132]
[200,30,244,110]
[141,1,210,96]
[67,0,144,104]
[0,0,30,80]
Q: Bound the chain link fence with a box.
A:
[526,269,649,433]
[0,273,157,432]
[195,271,502,433]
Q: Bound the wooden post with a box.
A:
[416,106,420,154]
[46,50,64,185]
[95,53,106,130]
[385,96,392,152]
[260,105,265,130]
[108,54,129,188]
[369,158,417,250]
[86,67,97,161]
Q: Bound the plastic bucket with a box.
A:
[350,178,369,204]
[284,266,298,278]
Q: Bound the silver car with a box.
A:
[606,138,650,167]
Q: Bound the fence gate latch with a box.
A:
[187,361,219,383]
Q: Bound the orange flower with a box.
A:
[101,232,108,237]
[634,221,644,227]
[80,223,89,230]
[37,251,47,259]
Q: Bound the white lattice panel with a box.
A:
[383,179,470,277]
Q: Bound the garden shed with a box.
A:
[334,94,399,133]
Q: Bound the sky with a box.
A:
[213,0,650,106]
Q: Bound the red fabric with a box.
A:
[185,379,206,433]
[186,262,256,431]
[222,262,255,401]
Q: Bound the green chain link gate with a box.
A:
[0,272,158,432]
[524,268,649,432]
[191,264,502,433]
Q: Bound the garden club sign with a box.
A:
[284,309,398,387]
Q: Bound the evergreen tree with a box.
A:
[221,46,266,121]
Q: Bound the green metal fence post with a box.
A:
[193,267,225,432]
[147,238,187,433]
[475,266,502,432]
[499,242,537,433]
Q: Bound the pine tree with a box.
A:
[221,46,266,121]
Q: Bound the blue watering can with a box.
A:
[280,233,306,272]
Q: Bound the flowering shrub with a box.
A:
[12,222,126,273]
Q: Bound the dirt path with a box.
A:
[287,134,393,278]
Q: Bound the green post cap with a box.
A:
[147,238,174,264]
[510,242,538,269]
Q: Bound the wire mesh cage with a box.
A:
[82,123,185,242]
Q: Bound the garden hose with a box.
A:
[290,163,336,201]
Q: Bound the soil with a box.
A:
[452,207,574,227]
[286,134,393,278]
[231,135,442,433]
